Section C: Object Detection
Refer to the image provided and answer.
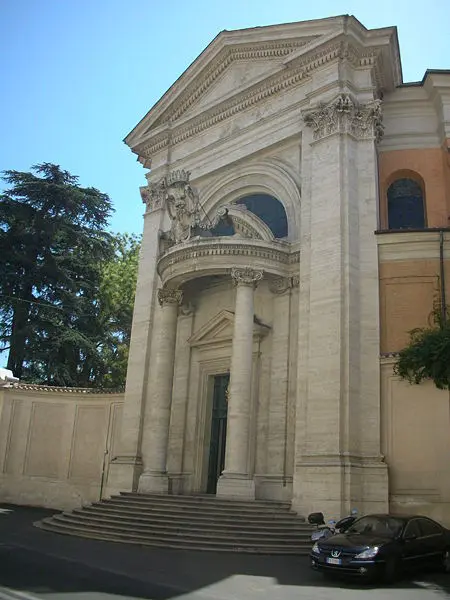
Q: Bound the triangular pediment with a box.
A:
[125,18,348,148]
[125,16,402,160]
[185,59,285,116]
[188,309,270,347]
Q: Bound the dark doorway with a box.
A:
[206,373,229,494]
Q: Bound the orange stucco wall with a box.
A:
[379,257,450,352]
[378,145,450,230]
[378,143,450,352]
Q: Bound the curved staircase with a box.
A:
[35,492,314,554]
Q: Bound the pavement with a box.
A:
[1,503,450,600]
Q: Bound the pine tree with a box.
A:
[0,163,114,383]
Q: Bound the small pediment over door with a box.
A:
[188,309,270,347]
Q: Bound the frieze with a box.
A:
[302,94,384,142]
[158,241,292,276]
[231,267,264,287]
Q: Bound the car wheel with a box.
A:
[383,557,399,584]
[441,549,450,574]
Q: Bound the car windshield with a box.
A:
[346,516,403,538]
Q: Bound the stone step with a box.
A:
[58,512,313,540]
[83,503,305,526]
[109,494,291,509]
[36,518,311,554]
[70,508,312,531]
[118,492,291,510]
[94,498,297,518]
[35,493,313,554]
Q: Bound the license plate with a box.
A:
[326,557,342,565]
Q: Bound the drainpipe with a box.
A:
[439,230,447,325]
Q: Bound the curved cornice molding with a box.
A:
[198,159,301,240]
[157,238,298,287]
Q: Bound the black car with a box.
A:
[310,514,450,582]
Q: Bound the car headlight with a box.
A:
[312,542,320,554]
[354,546,379,559]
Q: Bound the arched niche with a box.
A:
[387,172,426,230]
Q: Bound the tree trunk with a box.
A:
[7,287,32,378]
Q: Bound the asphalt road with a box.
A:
[1,504,450,600]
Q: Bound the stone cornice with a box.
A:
[136,39,387,161]
[167,39,310,125]
[377,230,450,262]
[380,352,401,366]
[5,384,123,395]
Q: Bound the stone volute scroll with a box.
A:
[302,94,384,143]
[269,276,292,295]
[231,267,264,288]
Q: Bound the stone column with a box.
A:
[166,303,195,493]
[264,276,292,500]
[106,185,165,495]
[138,287,183,494]
[216,267,263,499]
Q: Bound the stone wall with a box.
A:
[0,384,123,510]
[381,360,450,526]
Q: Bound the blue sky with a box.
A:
[1,0,448,236]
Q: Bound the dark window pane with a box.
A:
[418,518,443,536]
[210,220,235,236]
[387,178,425,230]
[404,520,421,539]
[236,194,288,238]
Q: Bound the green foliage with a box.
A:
[95,233,140,388]
[0,163,140,388]
[394,300,450,390]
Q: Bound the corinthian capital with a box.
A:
[231,267,263,288]
[302,94,384,143]
[157,287,183,307]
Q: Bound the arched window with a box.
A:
[210,220,235,236]
[387,178,425,230]
[235,194,288,238]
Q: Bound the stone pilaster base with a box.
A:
[138,471,169,494]
[292,456,388,520]
[216,474,255,500]
[254,475,293,502]
[105,455,142,496]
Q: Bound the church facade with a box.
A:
[107,16,450,522]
